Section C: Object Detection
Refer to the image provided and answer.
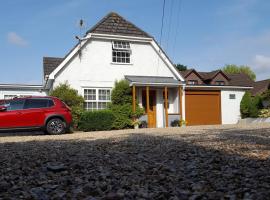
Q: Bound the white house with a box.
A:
[0,12,253,127]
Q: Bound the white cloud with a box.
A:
[253,55,270,74]
[7,32,28,46]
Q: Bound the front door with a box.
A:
[142,90,156,128]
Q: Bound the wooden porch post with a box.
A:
[164,86,168,127]
[132,85,136,114]
[178,86,182,120]
[146,86,150,115]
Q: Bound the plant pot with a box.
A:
[134,124,139,129]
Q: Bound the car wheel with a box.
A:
[46,118,66,135]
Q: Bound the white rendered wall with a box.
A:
[53,38,179,94]
[221,90,245,124]
[0,89,46,99]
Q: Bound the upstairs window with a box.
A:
[112,41,131,64]
[187,80,198,85]
[215,81,225,85]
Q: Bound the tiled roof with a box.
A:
[225,73,254,87]
[179,69,254,87]
[86,12,152,38]
[251,79,270,96]
[43,57,64,78]
[179,69,194,77]
[199,70,220,80]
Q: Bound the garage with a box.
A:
[185,90,221,125]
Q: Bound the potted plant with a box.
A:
[132,119,141,129]
[180,119,187,127]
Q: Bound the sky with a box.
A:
[0,0,270,84]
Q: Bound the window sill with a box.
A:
[111,62,133,66]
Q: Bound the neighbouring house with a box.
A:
[179,69,253,125]
[251,79,270,108]
[0,12,255,127]
[0,84,45,100]
[251,79,270,96]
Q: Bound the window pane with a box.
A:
[84,89,96,100]
[98,102,107,110]
[7,99,25,111]
[84,102,97,111]
[98,90,111,101]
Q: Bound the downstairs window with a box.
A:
[84,88,111,111]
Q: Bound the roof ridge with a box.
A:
[86,12,152,38]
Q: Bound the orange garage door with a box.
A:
[185,91,221,126]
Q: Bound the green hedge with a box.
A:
[78,110,115,131]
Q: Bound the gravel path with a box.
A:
[0,124,270,199]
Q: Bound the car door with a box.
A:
[23,99,49,127]
[0,99,26,128]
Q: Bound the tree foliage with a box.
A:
[222,64,256,81]
[175,64,188,71]
[50,82,84,128]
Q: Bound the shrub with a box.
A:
[111,80,132,105]
[258,109,270,118]
[78,110,115,131]
[240,92,252,118]
[240,92,263,118]
[109,80,144,129]
[50,82,85,128]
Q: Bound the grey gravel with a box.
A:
[0,123,270,199]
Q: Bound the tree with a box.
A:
[50,82,85,129]
[222,64,256,81]
[175,64,188,71]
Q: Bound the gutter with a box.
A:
[185,85,253,90]
[129,82,185,87]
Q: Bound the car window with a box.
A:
[48,100,54,107]
[24,99,51,109]
[7,99,25,111]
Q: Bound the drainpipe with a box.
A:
[182,85,186,121]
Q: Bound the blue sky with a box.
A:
[0,0,270,84]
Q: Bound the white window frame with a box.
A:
[112,41,132,64]
[84,88,111,111]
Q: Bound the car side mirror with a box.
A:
[0,105,7,112]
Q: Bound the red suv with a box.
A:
[0,96,72,134]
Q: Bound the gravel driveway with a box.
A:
[0,124,270,199]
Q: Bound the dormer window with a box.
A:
[215,81,225,85]
[187,80,198,85]
[112,41,131,64]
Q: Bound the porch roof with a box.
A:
[125,75,182,86]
